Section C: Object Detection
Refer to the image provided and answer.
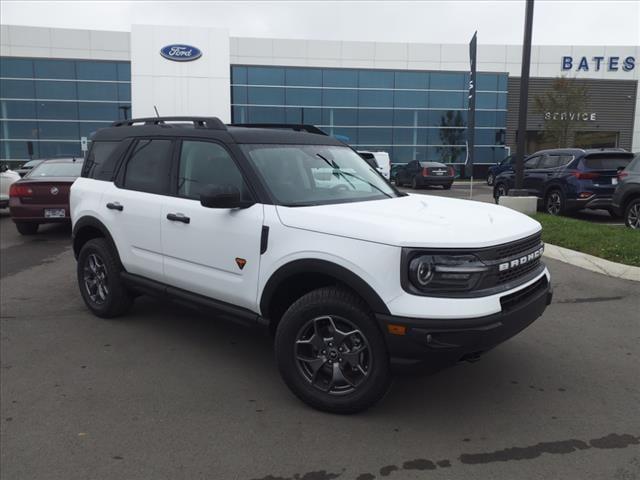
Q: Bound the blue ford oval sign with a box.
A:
[160,44,202,62]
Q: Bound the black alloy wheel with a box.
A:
[494,183,508,204]
[77,238,133,318]
[83,253,109,305]
[275,286,391,414]
[545,189,565,216]
[625,198,640,229]
[294,315,371,396]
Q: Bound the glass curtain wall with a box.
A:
[1,57,131,163]
[231,65,507,164]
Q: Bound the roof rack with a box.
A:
[112,116,227,130]
[229,123,328,136]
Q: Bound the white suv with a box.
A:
[71,117,552,413]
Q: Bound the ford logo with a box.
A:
[160,44,202,62]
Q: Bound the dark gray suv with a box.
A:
[612,154,640,229]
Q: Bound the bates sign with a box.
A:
[160,45,202,62]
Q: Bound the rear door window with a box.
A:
[122,139,174,195]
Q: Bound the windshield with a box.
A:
[242,144,398,206]
[27,161,83,178]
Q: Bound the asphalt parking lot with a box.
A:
[1,207,639,480]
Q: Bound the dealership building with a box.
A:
[1,24,638,169]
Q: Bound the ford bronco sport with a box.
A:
[71,117,552,414]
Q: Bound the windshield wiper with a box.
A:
[333,170,392,198]
[315,153,356,190]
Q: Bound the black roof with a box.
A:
[92,117,344,146]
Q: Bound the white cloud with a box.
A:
[0,0,638,45]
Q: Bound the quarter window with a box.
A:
[122,139,173,194]
[177,141,249,201]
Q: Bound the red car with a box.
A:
[9,157,84,235]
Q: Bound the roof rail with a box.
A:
[229,123,328,136]
[112,116,227,130]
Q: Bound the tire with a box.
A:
[494,183,508,204]
[487,173,495,186]
[15,223,38,235]
[77,238,133,318]
[274,286,392,414]
[545,189,566,216]
[395,178,402,187]
[443,183,452,190]
[624,198,640,229]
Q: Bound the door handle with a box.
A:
[106,202,123,211]
[166,213,190,224]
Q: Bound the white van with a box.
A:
[358,150,391,180]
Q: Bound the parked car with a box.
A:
[390,163,407,183]
[71,117,551,414]
[493,148,635,216]
[394,160,455,189]
[0,165,21,209]
[15,159,44,177]
[612,154,640,229]
[487,154,516,186]
[358,150,391,180]
[9,157,84,235]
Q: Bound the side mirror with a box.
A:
[200,184,253,209]
[0,164,7,173]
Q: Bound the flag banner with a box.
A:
[466,31,477,170]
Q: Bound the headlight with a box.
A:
[407,254,488,294]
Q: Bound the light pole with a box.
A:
[513,0,535,195]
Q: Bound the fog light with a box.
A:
[578,192,594,198]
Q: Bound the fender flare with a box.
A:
[72,216,119,262]
[260,259,390,317]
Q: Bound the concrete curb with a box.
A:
[544,243,640,282]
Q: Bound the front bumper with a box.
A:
[376,274,552,368]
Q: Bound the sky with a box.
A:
[0,0,638,46]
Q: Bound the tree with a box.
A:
[533,77,589,148]
[437,110,466,163]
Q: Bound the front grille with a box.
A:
[474,232,545,289]
[493,233,542,260]
[497,258,541,284]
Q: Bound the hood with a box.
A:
[276,194,541,248]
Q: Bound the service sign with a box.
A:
[160,44,202,62]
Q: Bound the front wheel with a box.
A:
[77,238,133,318]
[624,198,640,229]
[494,183,508,204]
[545,189,566,216]
[487,173,495,186]
[275,287,392,414]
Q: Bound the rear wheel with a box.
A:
[77,238,133,318]
[624,198,640,229]
[545,189,566,216]
[15,223,38,235]
[275,287,391,414]
[443,183,452,190]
